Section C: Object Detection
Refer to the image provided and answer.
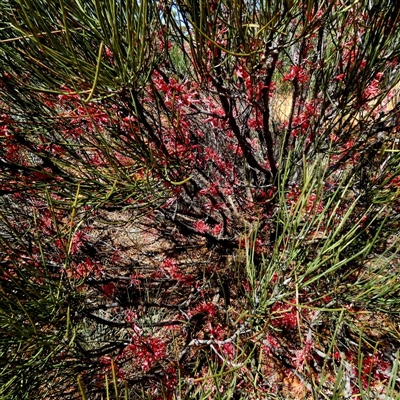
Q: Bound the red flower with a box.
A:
[68,258,98,279]
[271,300,298,330]
[192,301,218,318]
[334,73,345,81]
[161,257,193,283]
[193,220,209,233]
[282,65,308,83]
[122,337,167,372]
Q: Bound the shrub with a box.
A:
[1,0,400,398]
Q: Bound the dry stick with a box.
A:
[179,324,251,363]
[75,341,127,359]
[209,42,271,181]
[216,85,272,181]
[129,90,170,159]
